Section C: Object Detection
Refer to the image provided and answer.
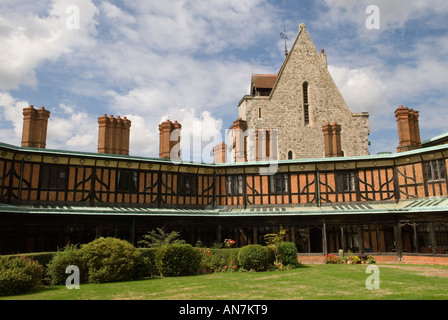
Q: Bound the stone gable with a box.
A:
[238,24,370,160]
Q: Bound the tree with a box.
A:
[138,228,185,248]
[263,227,286,264]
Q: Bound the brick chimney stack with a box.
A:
[322,122,343,157]
[213,142,227,164]
[159,120,182,159]
[98,114,131,155]
[21,105,51,149]
[232,118,248,162]
[395,106,421,153]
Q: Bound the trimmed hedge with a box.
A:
[237,245,273,271]
[277,241,299,267]
[155,243,201,277]
[46,244,89,286]
[136,248,158,278]
[0,256,44,296]
[79,237,142,283]
[0,238,298,297]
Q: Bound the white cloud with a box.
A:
[46,104,97,151]
[159,109,223,163]
[319,0,448,31]
[0,92,29,144]
[328,65,392,132]
[0,0,98,90]
[125,0,278,54]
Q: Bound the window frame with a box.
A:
[116,169,139,194]
[226,175,244,196]
[303,81,310,126]
[39,164,68,191]
[336,171,357,193]
[269,173,289,195]
[425,159,447,182]
[178,173,198,196]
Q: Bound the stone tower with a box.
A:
[237,23,370,160]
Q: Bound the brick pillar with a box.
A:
[255,129,259,161]
[331,122,342,157]
[322,122,333,158]
[171,121,182,159]
[122,117,131,156]
[98,114,131,155]
[98,114,109,154]
[21,105,50,148]
[232,118,248,162]
[35,107,50,149]
[395,106,420,152]
[411,110,421,148]
[22,106,36,148]
[260,129,268,161]
[114,116,123,154]
[213,142,227,164]
[159,120,181,159]
[268,129,278,160]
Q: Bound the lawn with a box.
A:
[2,264,448,301]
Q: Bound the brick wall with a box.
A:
[298,254,448,265]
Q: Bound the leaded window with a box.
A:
[426,159,446,182]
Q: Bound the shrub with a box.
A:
[277,242,299,267]
[46,244,88,286]
[155,243,201,277]
[17,252,55,273]
[79,237,142,283]
[199,248,240,272]
[136,248,159,278]
[237,245,272,271]
[0,256,44,296]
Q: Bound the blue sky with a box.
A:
[1,0,448,162]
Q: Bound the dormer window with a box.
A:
[251,74,277,97]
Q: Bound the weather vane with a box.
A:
[280,26,288,56]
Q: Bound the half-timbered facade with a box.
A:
[1,140,448,262]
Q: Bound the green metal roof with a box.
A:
[1,141,448,168]
[1,197,448,218]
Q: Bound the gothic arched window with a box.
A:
[303,82,310,126]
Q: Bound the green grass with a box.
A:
[2,264,448,300]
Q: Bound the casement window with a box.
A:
[117,169,139,193]
[337,171,357,192]
[40,164,68,191]
[425,159,447,182]
[269,173,289,194]
[178,173,198,196]
[226,175,243,195]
